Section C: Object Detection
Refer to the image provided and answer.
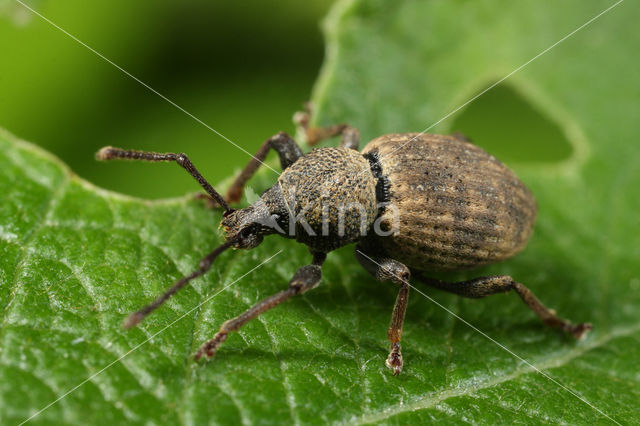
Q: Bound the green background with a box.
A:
[0,0,332,198]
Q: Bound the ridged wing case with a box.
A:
[362,133,537,271]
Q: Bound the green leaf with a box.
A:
[1,0,639,424]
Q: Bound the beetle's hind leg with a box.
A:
[416,274,592,339]
[294,102,360,150]
[355,246,411,375]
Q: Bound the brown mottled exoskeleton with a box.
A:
[96,111,591,375]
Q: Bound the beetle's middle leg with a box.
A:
[416,274,592,339]
[355,246,411,375]
[195,252,326,360]
[294,103,360,150]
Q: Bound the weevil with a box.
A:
[96,109,591,375]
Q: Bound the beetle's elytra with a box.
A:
[97,109,591,375]
[361,133,538,271]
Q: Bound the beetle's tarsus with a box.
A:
[386,342,403,375]
[195,333,227,361]
[122,312,144,329]
[543,317,592,339]
[568,322,593,340]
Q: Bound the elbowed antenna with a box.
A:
[96,146,234,213]
[123,239,236,329]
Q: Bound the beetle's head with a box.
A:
[222,201,276,249]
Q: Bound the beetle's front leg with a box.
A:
[195,252,326,360]
[224,132,304,204]
[355,246,411,375]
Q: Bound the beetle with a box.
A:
[96,110,591,375]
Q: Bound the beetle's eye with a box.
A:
[240,226,255,239]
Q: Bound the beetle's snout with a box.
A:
[221,205,268,249]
